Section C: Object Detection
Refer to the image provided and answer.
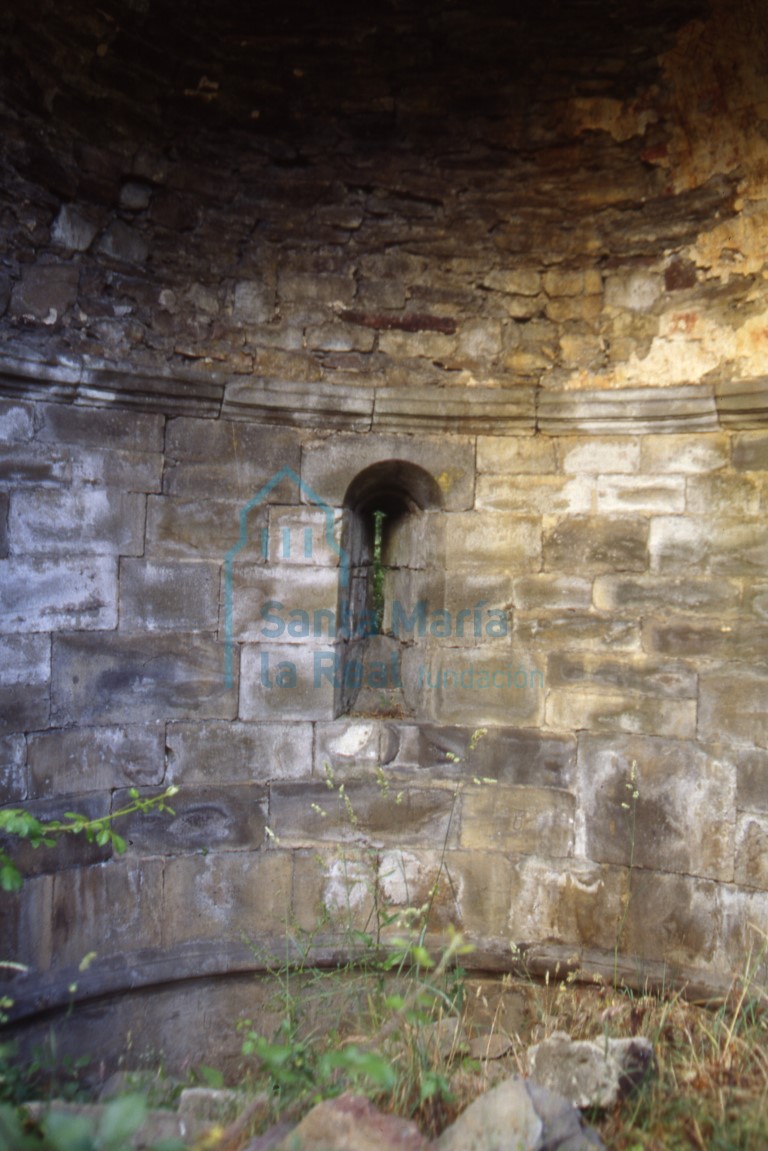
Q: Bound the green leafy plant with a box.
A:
[0,1094,186,1151]
[0,787,179,893]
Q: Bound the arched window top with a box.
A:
[342,460,444,517]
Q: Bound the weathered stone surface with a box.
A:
[0,491,7,557]
[699,668,768,748]
[621,870,721,967]
[9,489,145,556]
[460,784,575,857]
[0,444,72,486]
[403,648,545,726]
[477,436,556,475]
[27,726,164,798]
[270,781,458,850]
[736,748,768,814]
[51,204,100,252]
[276,1093,431,1151]
[0,634,51,734]
[39,399,163,453]
[240,643,336,721]
[119,558,220,632]
[543,516,648,572]
[446,513,540,571]
[596,474,685,514]
[513,575,593,612]
[640,432,729,473]
[164,418,302,501]
[161,851,294,945]
[514,614,639,653]
[166,720,313,784]
[50,858,164,968]
[592,574,741,615]
[51,633,237,724]
[735,813,768,890]
[527,1032,654,1109]
[0,399,35,442]
[146,495,264,559]
[650,516,768,575]
[476,474,593,515]
[732,431,768,471]
[98,220,149,264]
[1,794,114,879]
[0,734,27,804]
[577,735,736,881]
[548,653,696,699]
[548,690,696,739]
[438,1076,604,1151]
[644,618,768,663]
[373,388,536,436]
[10,265,79,323]
[231,565,338,643]
[115,783,268,854]
[301,434,475,512]
[558,437,640,474]
[223,379,374,428]
[0,556,117,631]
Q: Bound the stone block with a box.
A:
[459,783,574,857]
[114,783,268,854]
[119,558,220,632]
[293,846,379,935]
[445,513,541,572]
[745,582,768,622]
[269,781,458,850]
[645,618,768,662]
[543,516,648,573]
[402,648,545,727]
[557,437,640,474]
[735,814,768,890]
[373,387,536,436]
[27,725,164,798]
[51,633,237,725]
[98,220,148,264]
[314,721,393,779]
[528,1033,654,1111]
[232,280,271,323]
[161,852,294,946]
[736,749,768,814]
[37,404,164,452]
[481,268,541,296]
[732,431,768,471]
[512,575,593,611]
[640,432,729,474]
[167,720,313,784]
[301,433,476,512]
[577,734,735,881]
[539,385,717,435]
[592,574,741,615]
[699,669,768,748]
[230,565,339,644]
[3,873,53,972]
[686,474,763,515]
[477,436,556,475]
[2,795,114,879]
[650,516,768,575]
[0,734,26,804]
[240,643,336,721]
[548,652,696,699]
[547,690,696,740]
[514,614,640,652]
[604,269,662,311]
[10,264,79,323]
[0,492,7,558]
[278,271,355,306]
[9,489,145,556]
[596,475,685,514]
[438,572,512,640]
[51,857,164,968]
[0,556,117,631]
[146,496,265,560]
[0,445,72,486]
[71,448,163,493]
[51,204,100,251]
[0,399,35,443]
[223,379,374,429]
[376,846,461,931]
[478,474,595,515]
[0,634,51,734]
[507,856,627,953]
[164,418,301,501]
[305,323,376,353]
[390,725,577,791]
[621,871,720,967]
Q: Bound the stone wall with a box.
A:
[2,0,768,1072]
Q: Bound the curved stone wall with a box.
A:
[2,0,768,1073]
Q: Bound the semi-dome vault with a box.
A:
[1,0,768,1074]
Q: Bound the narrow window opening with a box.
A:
[336,461,443,718]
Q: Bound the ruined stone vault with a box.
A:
[1,0,768,1072]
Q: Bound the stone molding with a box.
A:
[1,353,767,433]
